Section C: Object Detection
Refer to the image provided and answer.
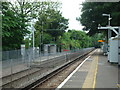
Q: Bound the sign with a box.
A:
[63,49,69,51]
[98,40,105,42]
[21,44,25,55]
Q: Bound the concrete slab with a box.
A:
[96,50,118,88]
[63,72,88,88]
[61,53,93,88]
[58,49,119,89]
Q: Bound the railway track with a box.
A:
[1,55,67,88]
[1,48,95,89]
[23,48,95,90]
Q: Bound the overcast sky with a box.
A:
[11,0,85,30]
[59,0,85,30]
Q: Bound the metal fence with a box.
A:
[1,47,95,88]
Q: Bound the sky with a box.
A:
[58,0,85,30]
[11,0,85,30]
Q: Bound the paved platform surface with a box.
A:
[96,50,118,88]
[57,49,119,89]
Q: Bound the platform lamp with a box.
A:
[102,14,112,55]
[102,14,112,39]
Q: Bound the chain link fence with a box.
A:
[1,47,94,88]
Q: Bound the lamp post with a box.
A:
[30,20,35,49]
[102,14,111,26]
[101,14,111,55]
[102,14,112,39]
[30,4,36,60]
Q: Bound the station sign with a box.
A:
[98,40,105,42]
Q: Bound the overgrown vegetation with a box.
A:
[59,30,103,50]
[77,2,120,36]
[2,1,105,51]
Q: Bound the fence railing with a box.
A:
[1,47,95,88]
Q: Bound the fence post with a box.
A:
[10,59,13,88]
[40,51,41,63]
[65,52,68,62]
[29,50,31,67]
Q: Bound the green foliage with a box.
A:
[2,1,68,50]
[24,38,29,49]
[2,2,30,50]
[34,1,69,44]
[2,1,41,50]
[59,30,104,49]
[43,33,53,44]
[77,2,120,36]
[60,30,94,50]
[2,1,105,51]
[91,33,104,48]
[34,31,53,47]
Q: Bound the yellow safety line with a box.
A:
[117,84,120,88]
[93,56,98,89]
[82,49,99,89]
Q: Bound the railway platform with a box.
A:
[57,49,119,89]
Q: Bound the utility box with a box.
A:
[118,35,120,66]
[44,44,49,55]
[21,44,25,56]
[49,45,57,54]
[108,38,111,62]
[109,36,120,63]
[44,44,56,55]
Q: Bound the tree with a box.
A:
[77,2,120,36]
[44,10,69,41]
[60,30,94,50]
[34,1,69,47]
[2,1,42,50]
[2,2,30,50]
